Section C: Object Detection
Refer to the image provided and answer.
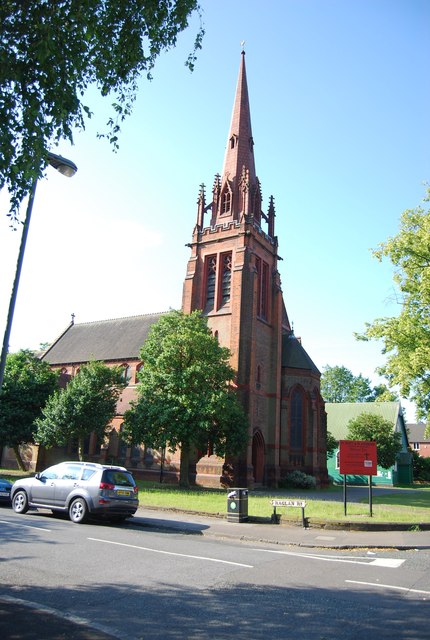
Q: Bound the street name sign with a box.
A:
[270,499,306,508]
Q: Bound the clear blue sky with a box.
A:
[1,0,429,418]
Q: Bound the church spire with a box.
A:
[209,50,259,226]
[221,50,256,186]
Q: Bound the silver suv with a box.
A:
[11,461,139,524]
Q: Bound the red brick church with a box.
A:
[181,51,327,487]
[6,52,328,487]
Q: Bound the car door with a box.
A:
[53,464,83,506]
[30,465,61,505]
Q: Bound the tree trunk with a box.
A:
[78,436,84,461]
[13,445,27,471]
[179,442,190,488]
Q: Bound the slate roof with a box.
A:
[42,311,320,378]
[281,332,320,374]
[41,313,168,365]
[325,402,404,441]
[407,423,430,443]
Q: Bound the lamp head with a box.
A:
[47,152,78,177]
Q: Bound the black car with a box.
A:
[0,478,12,505]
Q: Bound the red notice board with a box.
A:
[339,440,377,476]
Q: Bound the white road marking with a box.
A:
[367,558,405,568]
[346,580,430,596]
[252,548,404,568]
[88,537,254,567]
[0,519,51,532]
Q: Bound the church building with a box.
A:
[3,52,328,488]
[182,51,327,487]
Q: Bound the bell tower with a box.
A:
[182,51,289,486]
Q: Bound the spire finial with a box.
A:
[241,40,245,53]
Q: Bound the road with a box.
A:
[1,509,429,639]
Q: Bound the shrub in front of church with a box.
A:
[279,470,316,489]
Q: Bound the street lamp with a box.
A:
[0,152,78,389]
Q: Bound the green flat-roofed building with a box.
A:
[326,402,413,486]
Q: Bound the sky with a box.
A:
[1,0,429,420]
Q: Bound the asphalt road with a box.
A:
[1,508,429,639]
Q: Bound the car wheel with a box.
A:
[12,490,29,514]
[69,497,88,524]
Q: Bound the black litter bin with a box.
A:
[227,488,248,523]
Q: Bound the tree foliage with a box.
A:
[36,361,125,460]
[326,430,338,456]
[0,350,58,469]
[410,450,430,482]
[372,384,398,403]
[1,0,204,222]
[320,365,397,403]
[123,310,248,487]
[356,188,430,427]
[346,412,402,469]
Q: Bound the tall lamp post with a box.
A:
[0,152,78,390]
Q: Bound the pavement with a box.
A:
[2,493,430,639]
[132,503,430,550]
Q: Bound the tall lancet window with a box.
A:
[261,261,269,320]
[221,252,232,306]
[205,255,217,311]
[221,189,231,214]
[256,256,269,321]
[290,387,304,450]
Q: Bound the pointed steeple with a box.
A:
[222,50,256,187]
[208,51,260,226]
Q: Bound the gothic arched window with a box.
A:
[121,364,131,385]
[205,255,217,311]
[290,387,304,450]
[221,253,232,305]
[221,190,231,214]
[135,363,143,383]
[256,256,269,321]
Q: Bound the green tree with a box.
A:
[326,430,338,456]
[372,384,398,403]
[0,350,58,470]
[321,365,398,403]
[346,412,402,469]
[321,365,374,403]
[1,1,204,221]
[36,361,125,460]
[410,450,430,482]
[123,310,248,487]
[356,188,430,430]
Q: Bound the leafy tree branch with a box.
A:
[1,0,204,222]
[355,188,430,428]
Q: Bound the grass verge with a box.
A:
[2,469,429,524]
[135,482,430,524]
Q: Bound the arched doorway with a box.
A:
[252,430,265,484]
